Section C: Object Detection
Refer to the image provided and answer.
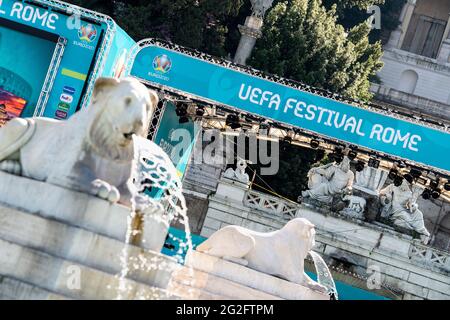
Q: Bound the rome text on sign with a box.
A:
[4,1,59,30]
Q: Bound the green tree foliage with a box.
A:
[249,0,383,102]
[321,0,406,44]
[250,143,325,201]
[247,0,387,199]
[72,0,244,57]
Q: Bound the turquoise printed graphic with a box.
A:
[131,45,450,173]
[0,25,55,117]
[0,0,106,118]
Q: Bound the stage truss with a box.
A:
[125,38,450,197]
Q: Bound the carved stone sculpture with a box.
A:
[197,218,328,293]
[223,159,250,184]
[301,157,355,204]
[0,77,158,206]
[380,180,430,244]
[340,195,367,219]
[250,0,274,18]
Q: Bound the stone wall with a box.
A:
[376,50,450,106]
[0,171,179,300]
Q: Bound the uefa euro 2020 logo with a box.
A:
[153,54,172,74]
[78,23,97,43]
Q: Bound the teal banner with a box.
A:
[0,0,106,119]
[153,101,198,179]
[130,43,450,173]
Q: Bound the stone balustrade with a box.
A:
[409,243,450,272]
[371,83,450,121]
[244,189,300,220]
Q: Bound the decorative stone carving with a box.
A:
[196,218,329,294]
[379,180,430,244]
[353,166,388,221]
[250,0,274,18]
[0,77,158,207]
[301,157,354,204]
[340,195,367,219]
[354,166,388,194]
[223,159,250,184]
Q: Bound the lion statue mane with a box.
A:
[0,77,158,206]
[197,218,328,293]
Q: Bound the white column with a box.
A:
[386,0,417,50]
[437,13,450,63]
[234,16,264,65]
[234,0,274,65]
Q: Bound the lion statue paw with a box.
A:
[91,179,120,203]
[0,160,21,176]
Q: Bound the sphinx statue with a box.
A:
[379,180,430,244]
[197,218,334,294]
[223,159,250,184]
[301,156,355,204]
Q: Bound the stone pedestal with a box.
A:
[353,167,387,221]
[216,176,249,203]
[0,171,179,300]
[169,251,330,300]
[352,188,381,222]
[0,171,169,252]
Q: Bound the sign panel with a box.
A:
[0,0,106,119]
[102,26,136,79]
[0,22,56,119]
[130,44,450,173]
[0,87,27,127]
[153,101,198,179]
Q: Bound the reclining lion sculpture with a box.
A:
[0,77,159,206]
[197,218,329,294]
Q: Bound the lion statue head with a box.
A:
[87,77,159,161]
[284,218,317,253]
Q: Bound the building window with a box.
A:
[398,70,418,94]
[402,15,446,59]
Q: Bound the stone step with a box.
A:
[186,251,329,300]
[171,266,283,300]
[0,238,178,300]
[168,281,231,300]
[0,171,168,253]
[0,205,179,291]
[0,277,69,300]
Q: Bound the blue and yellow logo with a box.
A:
[153,54,172,74]
[78,23,97,43]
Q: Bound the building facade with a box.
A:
[372,0,450,121]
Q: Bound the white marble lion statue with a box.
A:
[196,218,328,293]
[0,77,158,206]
